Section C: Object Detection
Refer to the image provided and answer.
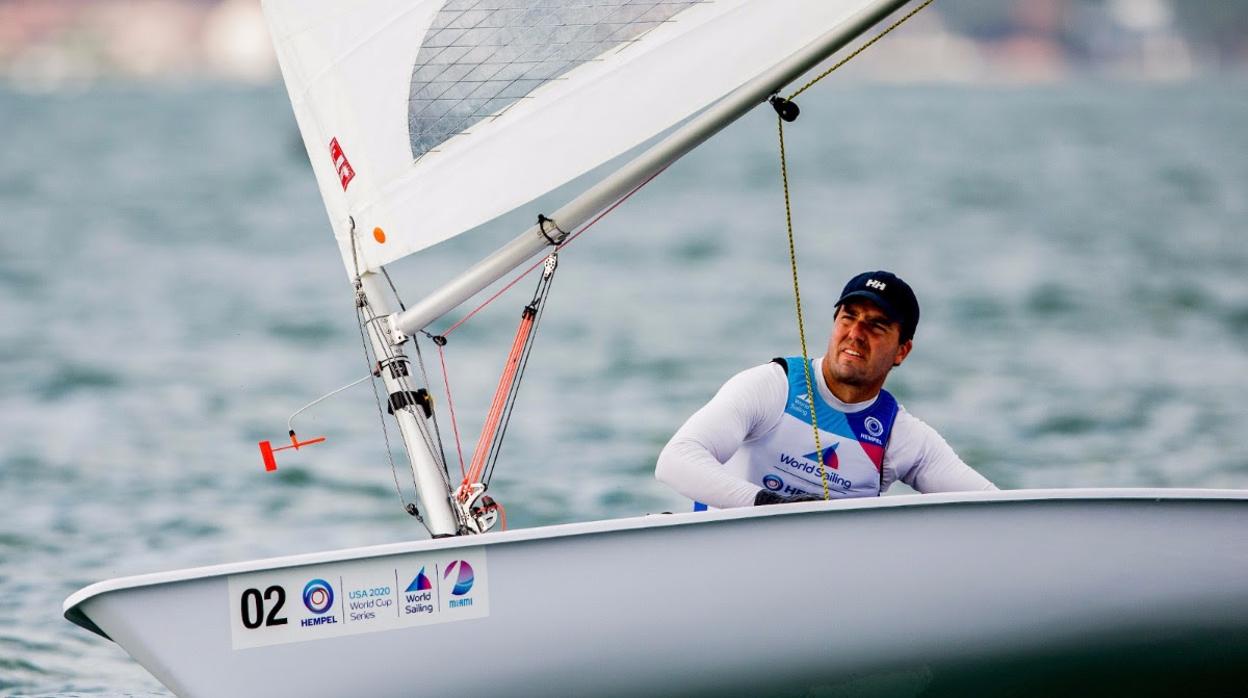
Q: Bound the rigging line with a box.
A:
[478,251,555,489]
[487,261,555,482]
[787,0,935,101]
[381,266,407,311]
[440,257,541,338]
[776,116,830,502]
[286,373,375,434]
[485,265,555,488]
[436,342,468,480]
[410,335,451,478]
[439,163,670,338]
[463,308,534,489]
[485,276,550,486]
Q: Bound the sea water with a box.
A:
[1,81,1246,695]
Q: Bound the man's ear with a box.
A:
[893,339,913,368]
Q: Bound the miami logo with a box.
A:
[803,442,840,470]
[405,567,433,593]
[302,579,334,614]
[444,560,475,596]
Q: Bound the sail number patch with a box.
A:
[227,548,489,650]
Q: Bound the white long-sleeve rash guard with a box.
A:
[655,358,997,509]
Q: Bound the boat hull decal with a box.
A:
[227,548,488,649]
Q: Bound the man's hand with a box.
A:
[754,490,824,506]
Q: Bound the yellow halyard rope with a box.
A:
[788,0,936,101]
[777,119,830,500]
[777,0,934,501]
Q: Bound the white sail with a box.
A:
[263,0,888,275]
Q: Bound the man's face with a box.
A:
[825,300,912,389]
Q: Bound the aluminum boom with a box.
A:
[388,0,916,340]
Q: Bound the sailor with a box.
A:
[656,270,996,508]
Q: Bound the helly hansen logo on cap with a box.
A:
[866,279,887,290]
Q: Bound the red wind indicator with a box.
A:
[259,431,327,471]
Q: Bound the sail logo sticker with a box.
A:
[302,579,334,614]
[329,137,355,191]
[762,474,784,491]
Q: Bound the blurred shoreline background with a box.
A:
[2,0,1248,90]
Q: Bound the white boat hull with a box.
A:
[65,489,1248,697]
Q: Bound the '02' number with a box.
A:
[240,586,288,629]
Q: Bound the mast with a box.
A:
[387,0,916,339]
[357,272,460,537]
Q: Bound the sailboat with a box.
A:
[64,1,1248,695]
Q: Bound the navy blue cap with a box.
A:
[835,270,920,342]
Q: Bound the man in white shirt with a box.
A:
[656,270,995,508]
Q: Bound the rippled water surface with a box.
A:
[1,80,1247,695]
